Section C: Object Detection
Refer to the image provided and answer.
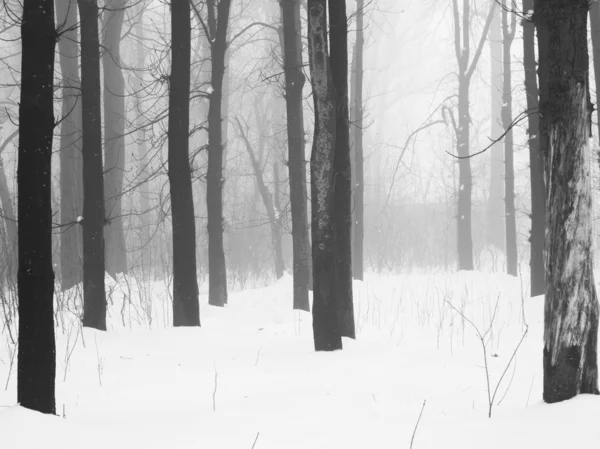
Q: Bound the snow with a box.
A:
[1,271,600,448]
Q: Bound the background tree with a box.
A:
[78,0,107,331]
[17,0,56,414]
[536,0,600,403]
[169,0,200,326]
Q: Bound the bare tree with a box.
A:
[169,0,200,326]
[78,0,107,330]
[536,0,600,403]
[17,0,56,414]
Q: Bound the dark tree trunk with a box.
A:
[535,0,600,403]
[17,0,56,414]
[56,0,83,292]
[501,2,517,276]
[590,1,600,142]
[206,0,231,307]
[452,0,495,271]
[272,161,285,277]
[487,6,505,252]
[328,0,355,339]
[308,0,342,351]
[280,0,311,311]
[353,0,364,281]
[78,0,107,331]
[169,0,200,326]
[102,0,127,278]
[523,0,545,296]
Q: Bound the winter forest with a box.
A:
[1,0,600,447]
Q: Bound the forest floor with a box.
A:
[1,270,600,448]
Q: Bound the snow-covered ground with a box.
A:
[1,271,599,448]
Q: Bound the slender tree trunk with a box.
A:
[56,0,83,291]
[536,0,599,403]
[353,0,364,281]
[17,0,56,414]
[501,2,517,276]
[78,0,107,331]
[523,0,545,296]
[308,0,342,351]
[169,0,200,326]
[590,1,600,142]
[0,131,18,281]
[487,5,505,251]
[280,0,311,311]
[329,0,355,339]
[272,161,285,277]
[102,0,127,278]
[206,0,232,307]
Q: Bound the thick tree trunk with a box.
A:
[206,0,231,307]
[353,0,364,281]
[501,2,517,276]
[17,0,56,414]
[280,0,311,311]
[308,0,342,351]
[487,6,505,252]
[328,0,355,339]
[590,1,600,142]
[78,0,107,331]
[56,0,83,291]
[536,0,600,403]
[523,0,545,296]
[102,0,127,278]
[169,0,200,326]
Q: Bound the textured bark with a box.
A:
[78,0,107,331]
[102,0,127,277]
[523,0,545,296]
[206,0,231,307]
[169,0,200,326]
[329,0,355,339]
[17,0,56,414]
[452,0,495,270]
[56,0,83,291]
[308,0,342,351]
[501,2,517,276]
[352,0,364,281]
[235,117,284,279]
[280,0,311,311]
[486,6,505,252]
[591,1,600,143]
[536,0,599,403]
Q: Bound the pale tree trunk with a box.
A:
[78,0,107,331]
[56,0,83,291]
[487,5,505,252]
[308,0,342,351]
[0,130,18,281]
[536,0,599,403]
[501,1,517,276]
[17,0,56,414]
[353,0,364,281]
[169,0,200,326]
[523,0,545,296]
[280,0,311,311]
[329,0,355,339]
[102,0,127,278]
[205,0,232,307]
[452,0,496,270]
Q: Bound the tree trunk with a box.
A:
[329,0,355,339]
[17,0,56,414]
[501,2,517,276]
[590,0,600,142]
[308,0,342,351]
[0,130,18,282]
[56,0,83,292]
[280,0,311,311]
[523,0,545,296]
[536,0,600,403]
[206,0,232,307]
[272,161,285,277]
[78,0,107,331]
[102,0,127,278]
[169,0,200,326]
[486,5,505,252]
[353,0,365,281]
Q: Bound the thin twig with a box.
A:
[410,400,427,449]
